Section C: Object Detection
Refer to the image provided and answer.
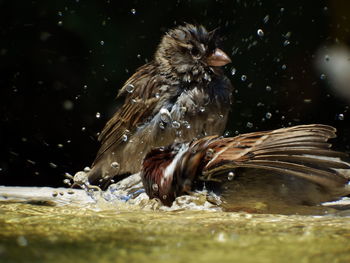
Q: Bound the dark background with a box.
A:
[1,0,349,187]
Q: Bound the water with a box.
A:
[0,186,350,263]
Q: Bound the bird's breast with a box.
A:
[169,83,230,138]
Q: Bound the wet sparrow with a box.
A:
[88,24,233,187]
[141,124,350,208]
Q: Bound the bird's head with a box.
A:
[155,24,231,82]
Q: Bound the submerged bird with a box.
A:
[88,24,233,187]
[141,124,350,210]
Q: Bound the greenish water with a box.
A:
[1,201,350,263]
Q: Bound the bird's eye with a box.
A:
[190,46,201,58]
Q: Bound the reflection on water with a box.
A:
[0,187,350,263]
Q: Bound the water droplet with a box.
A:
[263,15,270,24]
[64,172,74,179]
[246,122,253,128]
[137,54,141,59]
[231,67,236,75]
[199,106,205,113]
[152,184,159,191]
[131,8,136,15]
[265,112,272,119]
[155,93,160,98]
[180,106,187,113]
[266,85,272,92]
[74,171,89,184]
[176,130,182,137]
[49,162,57,168]
[204,72,211,81]
[160,108,172,123]
[100,40,104,46]
[62,100,74,110]
[284,32,292,39]
[228,171,235,181]
[126,84,135,93]
[283,40,290,46]
[96,112,101,119]
[241,75,247,82]
[336,113,344,120]
[57,144,64,148]
[58,11,63,16]
[25,159,35,165]
[320,73,326,80]
[172,121,181,129]
[63,178,71,185]
[281,64,287,70]
[81,127,86,131]
[206,148,215,159]
[183,121,191,129]
[57,21,63,26]
[257,29,264,37]
[122,134,128,142]
[111,162,120,169]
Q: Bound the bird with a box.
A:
[87,23,233,188]
[141,124,350,211]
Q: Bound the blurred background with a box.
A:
[0,0,349,187]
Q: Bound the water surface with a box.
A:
[1,188,350,263]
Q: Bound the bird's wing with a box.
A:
[201,124,349,188]
[93,63,163,165]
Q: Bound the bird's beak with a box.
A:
[206,48,232,67]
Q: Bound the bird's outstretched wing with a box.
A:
[201,124,349,189]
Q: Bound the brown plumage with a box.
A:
[87,24,233,187]
[141,124,350,207]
